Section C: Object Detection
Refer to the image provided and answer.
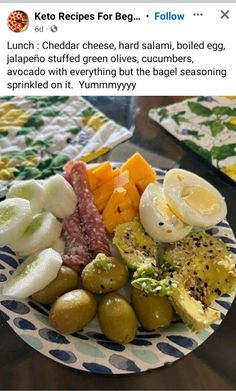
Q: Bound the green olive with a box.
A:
[98,292,138,343]
[131,287,173,330]
[32,266,79,304]
[49,289,97,334]
[81,256,128,294]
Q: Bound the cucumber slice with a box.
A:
[7,180,45,214]
[0,198,32,247]
[44,174,77,218]
[2,248,62,298]
[11,212,62,256]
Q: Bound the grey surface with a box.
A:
[2,0,235,3]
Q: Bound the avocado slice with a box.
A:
[132,277,220,331]
[170,282,220,331]
[163,231,236,305]
[113,220,159,270]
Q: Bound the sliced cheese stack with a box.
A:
[86,153,157,233]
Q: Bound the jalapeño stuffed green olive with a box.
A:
[98,292,138,343]
[131,287,173,330]
[32,266,79,304]
[81,254,128,294]
[49,289,96,334]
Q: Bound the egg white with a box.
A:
[139,183,192,243]
[163,169,227,228]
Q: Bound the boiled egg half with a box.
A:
[140,183,192,242]
[163,169,227,228]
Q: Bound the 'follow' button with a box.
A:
[154,12,185,21]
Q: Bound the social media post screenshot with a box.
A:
[0,3,236,390]
[0,3,235,94]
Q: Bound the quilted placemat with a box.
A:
[0,96,133,191]
[149,96,236,182]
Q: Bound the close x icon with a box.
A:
[220,10,230,19]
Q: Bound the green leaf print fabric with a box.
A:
[149,96,236,182]
[0,96,132,191]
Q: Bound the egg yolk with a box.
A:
[182,186,220,215]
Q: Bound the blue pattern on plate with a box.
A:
[216,221,229,228]
[215,300,231,310]
[39,328,70,344]
[28,301,49,316]
[109,354,141,372]
[71,332,89,340]
[131,339,152,346]
[49,349,77,363]
[1,300,29,314]
[0,254,18,269]
[206,228,219,235]
[228,247,236,254]
[97,341,125,352]
[215,236,235,244]
[86,331,109,341]
[136,333,161,339]
[0,168,235,374]
[156,169,165,176]
[83,362,112,374]
[157,342,184,358]
[211,324,219,331]
[167,335,197,350]
[41,304,51,311]
[0,246,16,255]
[0,309,10,321]
[14,317,36,330]
[0,274,6,282]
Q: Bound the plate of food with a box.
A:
[0,153,235,374]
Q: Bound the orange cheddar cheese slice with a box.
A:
[136,174,157,194]
[102,187,138,233]
[120,152,156,184]
[93,171,130,209]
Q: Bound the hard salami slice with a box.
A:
[63,161,74,185]
[69,161,111,257]
[62,209,91,273]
